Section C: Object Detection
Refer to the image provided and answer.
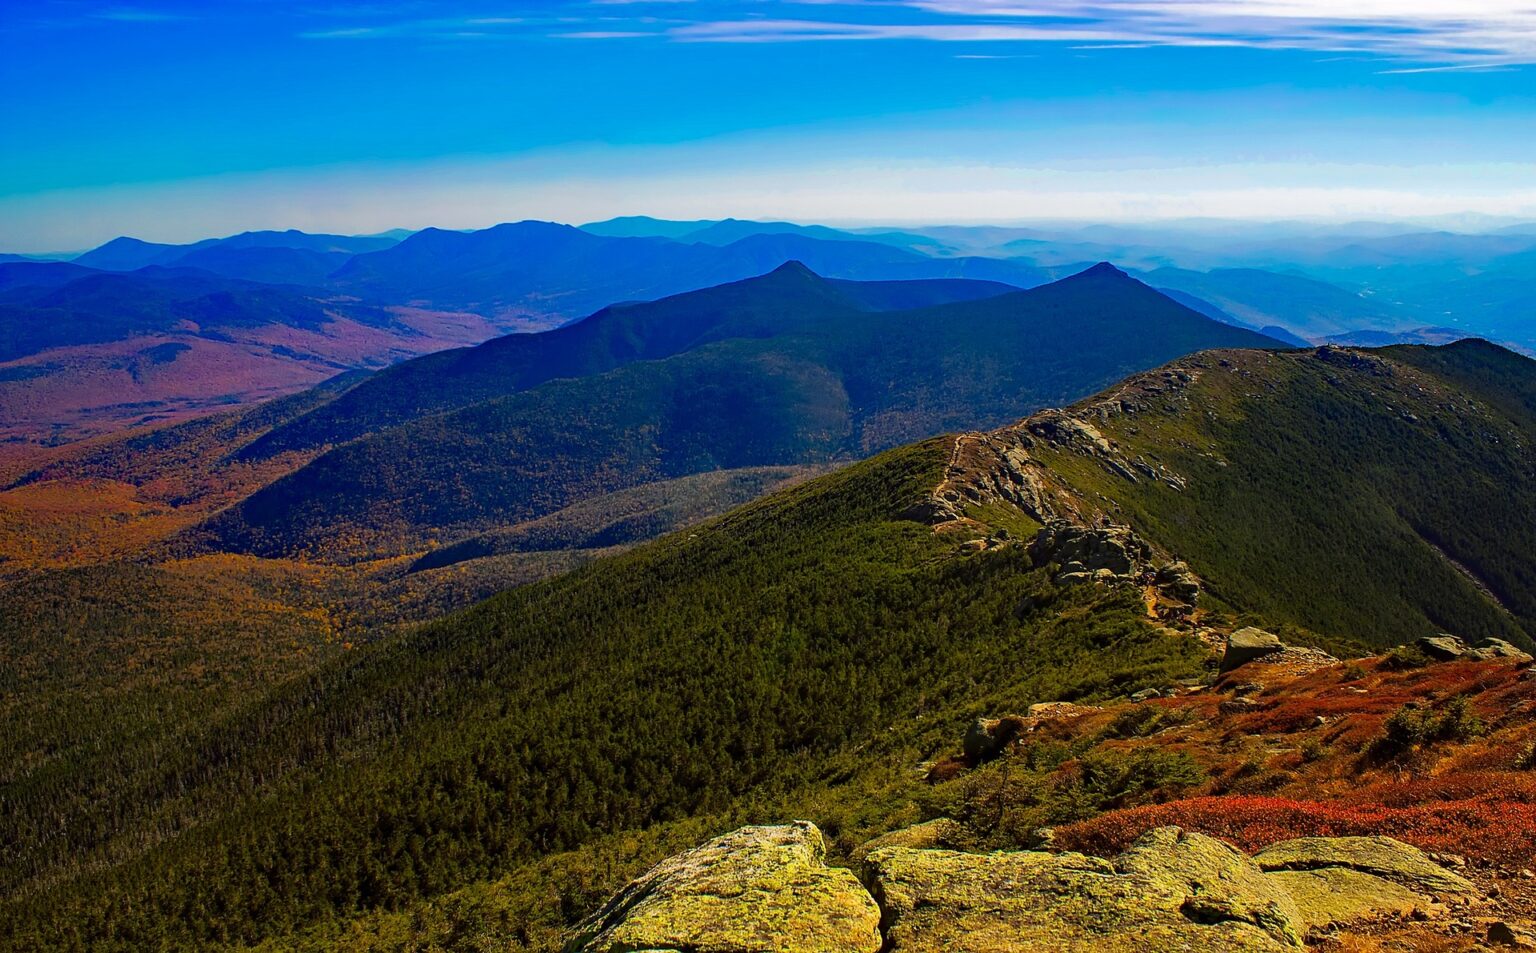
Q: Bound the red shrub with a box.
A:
[1054,792,1536,866]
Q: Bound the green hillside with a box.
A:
[1000,340,1536,647]
[2,437,1209,951]
[4,339,1533,951]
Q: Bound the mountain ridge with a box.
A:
[5,336,1534,951]
[194,262,1287,559]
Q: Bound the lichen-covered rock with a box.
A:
[1220,627,1286,673]
[565,821,881,953]
[1253,835,1475,895]
[867,827,1305,952]
[1416,634,1470,661]
[851,818,961,868]
[1115,827,1304,947]
[1472,638,1534,663]
[1264,868,1424,932]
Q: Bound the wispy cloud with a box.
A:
[909,2,1536,62]
[622,0,1536,65]
[284,1,1536,64]
[94,7,190,22]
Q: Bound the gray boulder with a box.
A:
[1155,561,1201,603]
[1416,634,1469,661]
[1471,638,1534,663]
[1220,627,1285,674]
[565,821,881,953]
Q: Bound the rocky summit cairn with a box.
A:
[564,821,881,953]
[573,823,1476,952]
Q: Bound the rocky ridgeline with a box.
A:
[909,362,1202,532]
[565,822,1485,953]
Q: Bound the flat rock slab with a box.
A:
[1253,836,1476,895]
[868,827,1304,952]
[566,821,881,953]
[1266,868,1424,932]
[571,825,1479,952]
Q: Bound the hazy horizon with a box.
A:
[4,1,1534,250]
[10,211,1536,258]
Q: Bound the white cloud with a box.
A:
[663,0,1536,64]
[285,2,1536,63]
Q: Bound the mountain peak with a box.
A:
[768,259,819,278]
[1074,261,1130,279]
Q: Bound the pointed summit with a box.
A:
[767,259,819,278]
[1074,261,1130,280]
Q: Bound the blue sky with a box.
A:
[2,1,1534,250]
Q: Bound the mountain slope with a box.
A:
[236,263,1031,462]
[1,434,1211,951]
[0,266,503,446]
[930,339,1536,647]
[202,263,1286,558]
[238,261,871,459]
[5,339,1534,951]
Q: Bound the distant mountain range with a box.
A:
[325,221,1048,320]
[72,230,403,272]
[4,215,1532,463]
[179,261,1284,561]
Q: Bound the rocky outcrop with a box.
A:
[1265,867,1425,932]
[907,430,1064,528]
[1477,637,1535,661]
[962,715,1030,765]
[1417,634,1471,661]
[565,821,881,953]
[1028,520,1151,584]
[1252,836,1476,895]
[1025,520,1200,609]
[850,818,960,868]
[1312,345,1395,377]
[1155,560,1201,604]
[868,827,1304,952]
[1415,633,1533,664]
[572,824,1479,952]
[908,371,1197,533]
[958,704,1101,767]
